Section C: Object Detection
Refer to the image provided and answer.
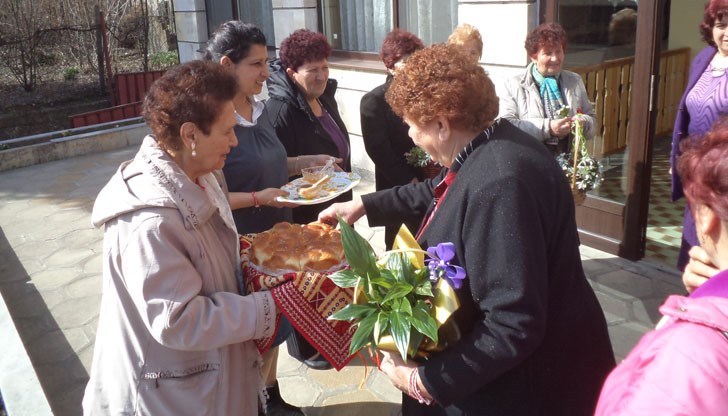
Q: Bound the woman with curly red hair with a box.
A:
[319,43,614,415]
[500,22,596,155]
[360,29,425,249]
[596,117,728,415]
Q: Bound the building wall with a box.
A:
[271,0,319,48]
[173,0,208,62]
[668,0,705,60]
[331,1,539,178]
[173,0,540,178]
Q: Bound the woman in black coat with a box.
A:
[263,29,350,369]
[361,29,426,249]
[265,29,351,226]
[319,44,615,415]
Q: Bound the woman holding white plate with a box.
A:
[204,21,340,414]
[205,21,340,234]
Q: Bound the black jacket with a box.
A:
[361,76,420,189]
[362,119,615,415]
[360,77,423,247]
[265,59,352,224]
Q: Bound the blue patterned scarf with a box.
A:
[531,63,564,120]
[532,64,565,145]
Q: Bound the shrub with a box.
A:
[149,51,179,70]
[63,67,80,81]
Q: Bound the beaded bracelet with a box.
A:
[251,191,260,208]
[408,368,433,405]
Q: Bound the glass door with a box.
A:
[543,0,668,259]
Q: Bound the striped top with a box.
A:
[686,63,728,138]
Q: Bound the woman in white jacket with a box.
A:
[500,22,596,155]
[82,60,277,415]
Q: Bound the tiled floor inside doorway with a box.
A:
[644,136,682,267]
[585,135,682,267]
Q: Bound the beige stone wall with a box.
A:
[271,0,319,47]
[173,0,209,62]
[329,1,538,177]
[668,0,706,60]
[457,1,538,103]
[176,0,538,177]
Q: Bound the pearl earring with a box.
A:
[191,142,197,157]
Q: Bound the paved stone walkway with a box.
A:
[0,144,684,415]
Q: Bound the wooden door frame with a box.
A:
[621,0,664,260]
[541,0,664,260]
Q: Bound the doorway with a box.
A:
[644,134,682,266]
[543,0,674,260]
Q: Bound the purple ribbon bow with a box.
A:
[426,242,467,289]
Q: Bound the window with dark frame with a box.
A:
[225,0,458,58]
[320,0,457,54]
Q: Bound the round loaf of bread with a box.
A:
[249,222,345,273]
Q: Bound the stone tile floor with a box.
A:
[0,144,684,415]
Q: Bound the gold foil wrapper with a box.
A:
[376,225,461,357]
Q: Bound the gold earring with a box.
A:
[191,142,197,157]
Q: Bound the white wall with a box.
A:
[173,0,208,63]
[271,0,318,48]
[458,1,538,102]
[174,0,538,177]
[330,1,538,178]
[328,67,387,179]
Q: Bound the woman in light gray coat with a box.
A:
[500,22,596,155]
[83,61,277,415]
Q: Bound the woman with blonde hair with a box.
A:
[447,23,482,63]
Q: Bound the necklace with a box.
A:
[710,53,728,77]
[234,96,256,125]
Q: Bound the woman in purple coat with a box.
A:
[672,0,728,270]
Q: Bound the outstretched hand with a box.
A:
[317,197,366,227]
[303,155,344,171]
[258,187,297,208]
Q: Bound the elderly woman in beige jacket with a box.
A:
[82,61,276,415]
[500,22,595,155]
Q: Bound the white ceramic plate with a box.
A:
[276,171,361,205]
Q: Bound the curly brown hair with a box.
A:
[524,22,568,57]
[142,60,237,151]
[279,29,332,71]
[700,0,728,46]
[385,43,498,132]
[381,29,425,70]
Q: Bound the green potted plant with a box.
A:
[328,218,464,360]
[405,147,441,179]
